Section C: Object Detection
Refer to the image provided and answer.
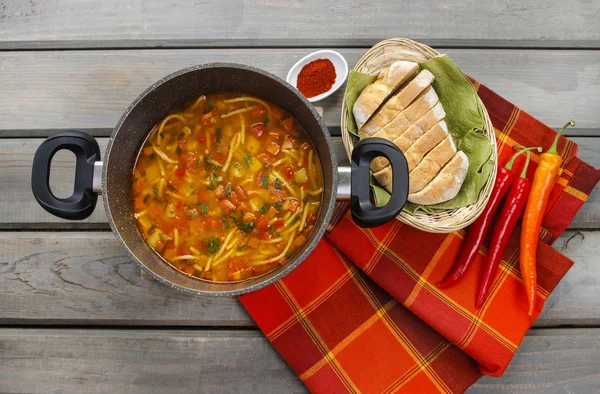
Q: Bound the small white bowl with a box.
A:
[286,50,348,103]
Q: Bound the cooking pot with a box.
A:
[31,63,409,296]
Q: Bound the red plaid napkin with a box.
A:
[240,81,600,393]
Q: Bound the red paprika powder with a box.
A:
[296,59,336,98]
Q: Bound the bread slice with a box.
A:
[409,136,457,194]
[408,151,469,205]
[404,120,449,171]
[394,102,446,152]
[370,101,445,172]
[352,61,419,129]
[373,120,448,191]
[373,166,393,188]
[370,87,439,142]
[359,70,435,137]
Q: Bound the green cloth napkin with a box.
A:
[343,55,494,212]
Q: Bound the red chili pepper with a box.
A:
[437,147,534,289]
[475,147,541,309]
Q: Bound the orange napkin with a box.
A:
[240,81,600,392]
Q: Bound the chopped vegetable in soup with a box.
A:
[131,93,323,282]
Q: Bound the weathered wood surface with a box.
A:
[1,49,599,135]
[0,329,304,393]
[1,328,598,393]
[2,2,599,391]
[1,0,598,49]
[6,137,599,228]
[0,230,597,327]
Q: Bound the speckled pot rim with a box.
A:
[102,63,338,297]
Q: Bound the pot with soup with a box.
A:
[31,64,409,295]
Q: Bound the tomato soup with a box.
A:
[131,93,323,282]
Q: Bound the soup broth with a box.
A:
[131,93,323,282]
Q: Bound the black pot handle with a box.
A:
[350,138,409,227]
[31,131,101,220]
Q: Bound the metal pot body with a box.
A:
[31,64,409,296]
[104,63,338,295]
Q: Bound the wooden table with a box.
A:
[1,1,599,392]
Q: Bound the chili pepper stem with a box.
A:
[513,146,542,179]
[519,151,531,179]
[506,146,541,172]
[547,120,575,155]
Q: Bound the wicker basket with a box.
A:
[341,38,497,233]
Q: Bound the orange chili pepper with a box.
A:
[520,120,575,315]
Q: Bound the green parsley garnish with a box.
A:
[149,153,156,160]
[200,204,209,216]
[228,215,255,235]
[176,146,182,154]
[178,132,185,140]
[225,184,232,197]
[275,200,283,207]
[261,174,268,188]
[153,186,159,196]
[234,162,243,171]
[259,203,271,214]
[274,178,281,190]
[206,101,214,112]
[208,173,222,184]
[166,183,176,191]
[239,221,254,234]
[243,155,253,168]
[213,165,222,171]
[204,237,221,255]
[263,115,269,125]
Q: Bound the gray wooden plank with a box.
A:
[2,137,598,228]
[1,0,599,49]
[542,231,600,325]
[0,329,305,393]
[469,328,600,393]
[0,49,599,134]
[0,230,597,327]
[1,328,598,393]
[0,231,252,327]
[569,138,600,229]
